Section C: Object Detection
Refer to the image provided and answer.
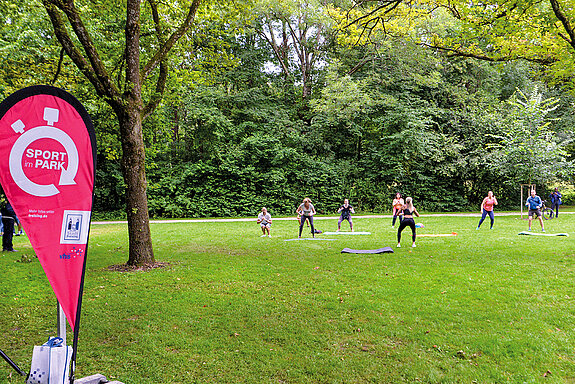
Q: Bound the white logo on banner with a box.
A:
[60,210,91,244]
[9,107,79,197]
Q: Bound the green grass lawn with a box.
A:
[1,214,575,383]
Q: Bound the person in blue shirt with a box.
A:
[549,188,562,218]
[526,189,545,232]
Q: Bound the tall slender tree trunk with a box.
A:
[117,105,154,265]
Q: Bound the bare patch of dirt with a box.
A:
[106,262,171,272]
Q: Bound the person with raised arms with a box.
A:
[476,191,498,230]
[397,196,420,248]
[337,198,355,232]
[297,198,316,238]
[257,207,272,238]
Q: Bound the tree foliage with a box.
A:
[2,0,574,225]
[489,88,574,185]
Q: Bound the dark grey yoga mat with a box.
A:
[341,247,394,254]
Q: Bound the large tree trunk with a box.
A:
[43,0,201,266]
[117,106,154,265]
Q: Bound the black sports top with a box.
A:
[403,208,414,216]
[339,205,353,218]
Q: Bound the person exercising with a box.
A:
[526,189,545,232]
[549,188,562,217]
[391,193,404,228]
[257,207,272,237]
[297,198,316,238]
[476,191,498,230]
[337,199,355,232]
[397,197,420,248]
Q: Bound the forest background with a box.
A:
[1,0,574,220]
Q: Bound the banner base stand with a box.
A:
[74,373,125,384]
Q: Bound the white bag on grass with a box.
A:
[27,337,72,384]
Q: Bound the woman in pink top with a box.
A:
[476,191,498,230]
[391,193,404,228]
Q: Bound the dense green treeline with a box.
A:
[92,36,574,218]
[1,2,573,219]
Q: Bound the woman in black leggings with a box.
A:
[397,197,420,248]
[296,198,316,238]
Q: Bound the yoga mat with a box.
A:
[518,231,568,237]
[341,247,394,254]
[418,232,457,237]
[323,231,371,235]
[284,238,337,241]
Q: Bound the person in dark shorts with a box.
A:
[1,202,17,252]
[397,197,420,248]
[337,199,355,232]
[526,189,545,232]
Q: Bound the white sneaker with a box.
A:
[412,243,416,248]
[268,235,272,238]
[397,243,401,248]
[260,235,267,237]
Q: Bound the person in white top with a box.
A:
[257,207,272,237]
[296,198,316,238]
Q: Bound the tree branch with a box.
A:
[259,19,291,76]
[343,0,402,29]
[147,0,165,44]
[141,0,201,81]
[125,0,142,99]
[421,42,557,65]
[550,0,575,49]
[42,1,116,100]
[51,48,65,85]
[142,0,168,118]
[142,60,167,118]
[45,0,120,101]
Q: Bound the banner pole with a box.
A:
[0,348,25,376]
[57,300,67,345]
[69,237,90,384]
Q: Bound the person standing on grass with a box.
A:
[392,192,404,228]
[476,191,498,230]
[257,207,272,237]
[297,198,316,238]
[397,197,420,248]
[549,188,562,217]
[526,189,545,232]
[1,201,17,252]
[337,199,355,232]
